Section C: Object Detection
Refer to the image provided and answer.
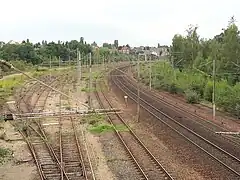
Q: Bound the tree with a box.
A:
[169,17,240,84]
[0,38,93,65]
[103,43,112,49]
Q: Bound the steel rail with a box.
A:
[120,66,240,146]
[111,69,240,177]
[95,80,174,180]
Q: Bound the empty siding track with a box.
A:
[94,80,174,180]
[58,116,94,180]
[58,79,95,180]
[9,73,94,180]
[110,66,240,179]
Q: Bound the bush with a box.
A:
[168,83,178,94]
[234,103,240,118]
[185,89,200,104]
[215,81,232,110]
[204,81,213,101]
[138,61,240,117]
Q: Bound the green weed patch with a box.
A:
[0,148,12,165]
[89,123,128,134]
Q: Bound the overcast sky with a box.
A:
[0,0,239,46]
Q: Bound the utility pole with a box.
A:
[88,53,92,109]
[68,45,71,66]
[49,55,52,81]
[102,56,105,69]
[137,54,140,122]
[76,49,79,93]
[77,48,81,87]
[171,55,176,81]
[58,56,61,68]
[79,50,81,82]
[86,54,88,68]
[213,58,216,121]
[149,55,152,90]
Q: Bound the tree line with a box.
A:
[170,16,240,85]
[0,37,92,65]
[141,16,240,117]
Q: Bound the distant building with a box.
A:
[118,46,130,54]
[131,45,169,57]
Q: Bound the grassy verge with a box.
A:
[83,114,128,134]
[137,61,240,118]
[0,67,72,109]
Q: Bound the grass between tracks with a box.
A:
[0,147,12,165]
[83,114,128,134]
[0,67,73,109]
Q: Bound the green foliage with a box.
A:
[0,39,93,65]
[0,148,12,164]
[185,89,200,104]
[0,74,26,108]
[170,18,240,84]
[0,68,57,108]
[203,81,213,101]
[89,123,113,133]
[83,113,128,134]
[168,83,178,94]
[215,81,233,110]
[147,17,240,117]
[35,67,48,72]
[0,74,25,93]
[139,60,240,116]
[89,123,128,134]
[0,60,33,76]
[81,87,96,93]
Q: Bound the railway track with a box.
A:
[14,75,66,179]
[110,67,240,179]
[124,68,240,146]
[57,78,95,180]
[95,80,174,180]
[9,73,94,179]
[117,66,240,153]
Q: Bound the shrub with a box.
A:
[185,89,200,104]
[138,61,240,116]
[215,81,232,110]
[204,81,213,101]
[168,83,178,94]
[234,103,240,118]
[190,83,205,97]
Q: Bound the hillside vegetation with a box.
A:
[139,17,240,118]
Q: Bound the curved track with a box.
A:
[110,66,240,179]
[95,80,174,180]
[9,73,94,180]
